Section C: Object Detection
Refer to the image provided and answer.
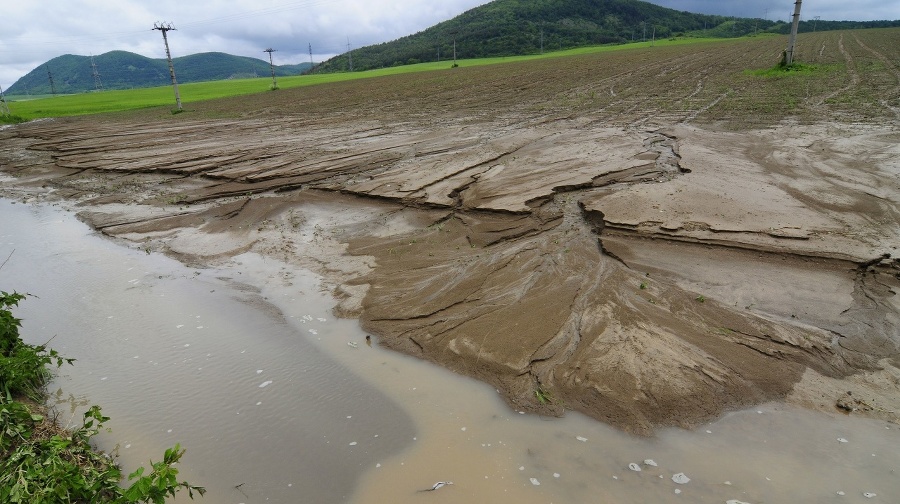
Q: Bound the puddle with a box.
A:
[2,199,898,503]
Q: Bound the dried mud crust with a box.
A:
[2,30,899,434]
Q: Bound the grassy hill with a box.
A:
[315,0,900,72]
[6,51,312,96]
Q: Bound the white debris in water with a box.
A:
[176,325,184,328]
[196,326,203,329]
[863,493,877,498]
[836,491,845,496]
[100,377,108,381]
[519,466,525,471]
[309,329,318,335]
[576,436,588,442]
[672,473,690,484]
[376,463,381,468]
[256,402,262,406]
[628,463,642,472]
[184,344,190,347]
[133,355,139,359]
[347,341,358,348]
[167,429,172,433]
[724,481,732,485]
[644,459,658,467]
[124,444,131,449]
[674,489,681,494]
[706,430,713,434]
[317,317,327,322]
[553,473,560,478]
[727,500,751,504]
[256,370,263,374]
[529,478,540,486]
[837,438,848,443]
[347,416,352,419]
[349,442,357,446]
[461,427,467,431]
[259,380,273,388]
[613,476,619,480]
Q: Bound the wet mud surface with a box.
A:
[2,30,899,434]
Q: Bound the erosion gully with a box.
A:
[2,198,898,503]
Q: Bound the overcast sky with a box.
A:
[2,0,898,92]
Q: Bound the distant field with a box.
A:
[4,36,732,120]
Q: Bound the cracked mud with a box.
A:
[2,31,899,434]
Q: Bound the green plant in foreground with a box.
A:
[0,291,205,503]
[0,115,27,125]
[535,387,553,404]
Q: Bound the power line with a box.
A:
[264,48,278,89]
[347,37,353,71]
[0,85,11,116]
[153,22,182,111]
[90,54,103,91]
[46,66,56,95]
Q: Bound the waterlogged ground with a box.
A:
[3,200,899,503]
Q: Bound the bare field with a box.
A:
[1,29,899,434]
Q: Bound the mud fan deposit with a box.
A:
[1,30,898,434]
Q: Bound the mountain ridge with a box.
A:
[315,0,900,72]
[6,51,312,96]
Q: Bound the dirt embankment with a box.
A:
[2,30,899,434]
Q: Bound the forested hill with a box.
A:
[316,0,900,72]
[7,51,312,96]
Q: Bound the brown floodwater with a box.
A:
[2,199,898,503]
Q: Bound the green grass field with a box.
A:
[3,36,735,120]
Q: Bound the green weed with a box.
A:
[535,387,553,404]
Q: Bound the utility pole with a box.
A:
[540,26,544,54]
[90,55,103,91]
[0,85,11,116]
[785,0,803,66]
[813,16,820,32]
[46,66,56,95]
[153,22,182,111]
[308,43,314,67]
[450,30,458,66]
[264,48,278,89]
[347,37,353,71]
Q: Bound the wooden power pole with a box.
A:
[785,0,803,66]
[153,22,182,110]
[46,66,56,95]
[0,85,11,116]
[264,48,278,89]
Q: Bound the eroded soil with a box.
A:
[2,30,899,434]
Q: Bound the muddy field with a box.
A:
[2,29,899,434]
